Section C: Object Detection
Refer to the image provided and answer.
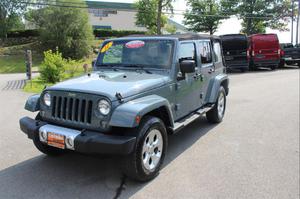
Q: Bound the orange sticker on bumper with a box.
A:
[47,132,65,149]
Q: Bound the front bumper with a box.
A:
[19,117,136,155]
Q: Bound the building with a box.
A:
[86,1,188,33]
[25,1,188,34]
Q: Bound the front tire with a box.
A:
[122,116,167,182]
[206,87,226,123]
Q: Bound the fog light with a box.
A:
[39,130,47,142]
[66,137,74,150]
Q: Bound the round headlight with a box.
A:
[43,92,51,106]
[98,99,111,115]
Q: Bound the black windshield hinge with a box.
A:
[115,92,123,102]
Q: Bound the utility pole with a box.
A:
[291,0,294,44]
[296,0,300,45]
[25,50,32,80]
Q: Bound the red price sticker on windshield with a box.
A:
[125,40,145,49]
[101,41,113,53]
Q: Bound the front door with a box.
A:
[175,42,198,120]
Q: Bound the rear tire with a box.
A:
[270,64,278,70]
[33,114,65,156]
[240,68,248,72]
[206,87,226,123]
[279,60,285,68]
[249,62,256,71]
[122,116,167,182]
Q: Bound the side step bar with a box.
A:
[172,104,214,133]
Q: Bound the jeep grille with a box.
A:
[51,96,93,124]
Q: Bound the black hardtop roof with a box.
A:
[122,33,220,41]
[220,34,247,38]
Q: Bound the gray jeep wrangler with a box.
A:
[20,34,229,182]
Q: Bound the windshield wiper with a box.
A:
[96,64,115,67]
[121,64,152,74]
[96,64,119,71]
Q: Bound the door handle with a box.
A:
[208,68,215,73]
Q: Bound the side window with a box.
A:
[179,43,196,62]
[213,42,222,63]
[199,41,212,64]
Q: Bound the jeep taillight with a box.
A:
[247,50,250,59]
[251,50,255,56]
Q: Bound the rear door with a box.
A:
[253,35,280,61]
[198,40,215,104]
[222,36,248,64]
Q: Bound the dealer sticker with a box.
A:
[125,40,145,49]
[101,41,113,53]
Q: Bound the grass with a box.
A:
[0,39,101,74]
[23,56,95,93]
[0,42,43,73]
[0,54,42,73]
[23,79,54,93]
[1,39,100,92]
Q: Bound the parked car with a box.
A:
[280,43,300,67]
[248,33,281,70]
[19,34,229,182]
[220,34,249,72]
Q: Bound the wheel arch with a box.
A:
[109,95,174,129]
[205,74,229,103]
[25,94,40,112]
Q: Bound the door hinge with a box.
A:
[200,93,203,99]
[175,104,180,111]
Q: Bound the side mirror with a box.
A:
[180,60,196,74]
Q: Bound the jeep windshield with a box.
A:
[95,39,174,70]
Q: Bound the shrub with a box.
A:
[39,50,66,83]
[7,29,40,38]
[93,29,146,38]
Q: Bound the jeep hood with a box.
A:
[47,71,170,101]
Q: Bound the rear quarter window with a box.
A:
[213,42,223,63]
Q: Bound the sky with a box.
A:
[90,0,299,44]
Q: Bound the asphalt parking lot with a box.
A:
[0,67,299,199]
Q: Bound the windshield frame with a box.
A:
[95,38,176,71]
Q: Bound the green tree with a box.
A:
[184,0,224,35]
[0,0,28,37]
[165,23,177,34]
[135,0,173,34]
[156,0,174,34]
[221,0,291,35]
[26,0,93,59]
